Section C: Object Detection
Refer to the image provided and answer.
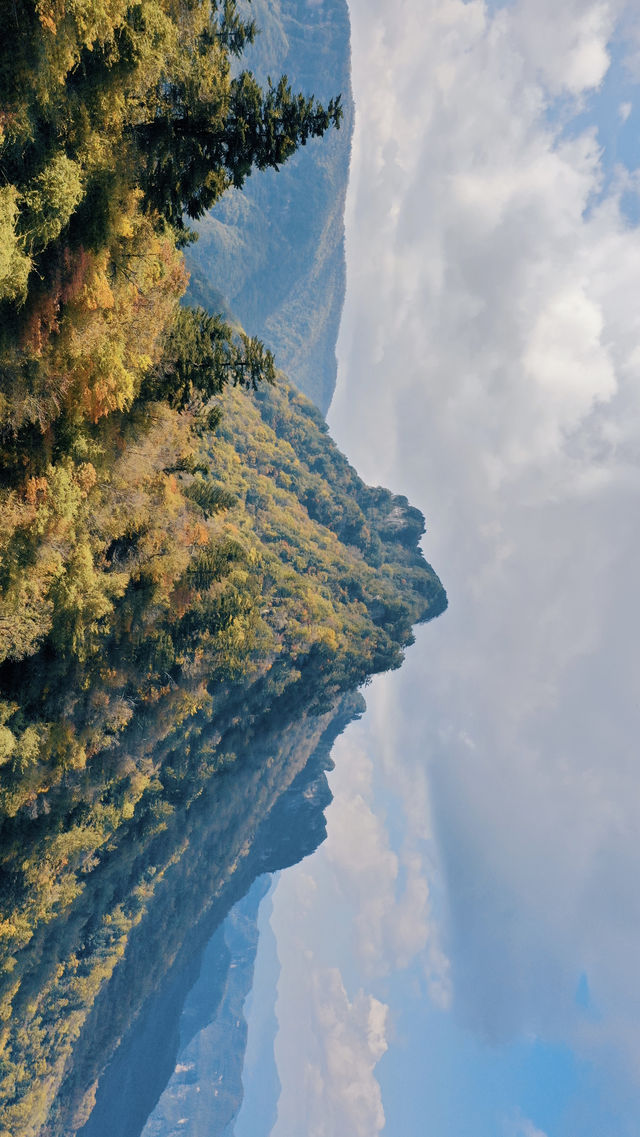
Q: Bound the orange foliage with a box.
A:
[20,247,93,355]
[191,522,211,547]
[168,584,196,619]
[24,477,49,507]
[75,463,97,496]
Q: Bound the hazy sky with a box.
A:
[263,1,640,1134]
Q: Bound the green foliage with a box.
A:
[0,4,444,1133]
[217,0,258,55]
[0,355,445,1137]
[0,0,338,449]
[22,154,84,251]
[183,476,236,516]
[225,72,342,188]
[0,187,32,305]
[146,304,276,409]
[136,65,342,225]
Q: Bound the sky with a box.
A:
[256,1,640,1134]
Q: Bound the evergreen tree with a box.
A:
[146,305,276,409]
[136,72,342,225]
[215,0,258,55]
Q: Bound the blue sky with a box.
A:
[380,983,579,1137]
[252,654,640,1136]
[554,42,640,222]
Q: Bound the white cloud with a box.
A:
[522,285,616,430]
[326,0,640,1097]
[269,896,389,1137]
[509,0,615,95]
[267,724,452,1135]
[510,1118,549,1137]
[324,739,440,977]
[328,708,454,1007]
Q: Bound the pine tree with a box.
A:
[136,71,342,225]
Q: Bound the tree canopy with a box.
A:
[0,0,342,305]
[0,4,443,1134]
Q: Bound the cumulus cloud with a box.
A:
[510,1119,549,1137]
[324,739,441,978]
[267,727,451,1135]
[269,879,389,1137]
[509,0,616,95]
[327,0,640,1096]
[327,719,453,1007]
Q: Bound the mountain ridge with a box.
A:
[186,0,354,413]
[0,5,445,1134]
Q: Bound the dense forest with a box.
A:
[0,3,445,1134]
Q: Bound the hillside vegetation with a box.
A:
[0,3,445,1134]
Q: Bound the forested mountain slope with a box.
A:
[77,695,360,1137]
[0,3,444,1134]
[0,356,444,1135]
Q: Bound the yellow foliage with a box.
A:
[192,522,211,546]
[0,569,58,664]
[75,462,97,496]
[38,11,58,35]
[0,728,16,765]
[23,154,84,250]
[0,185,31,304]
[80,352,136,423]
[81,271,115,312]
